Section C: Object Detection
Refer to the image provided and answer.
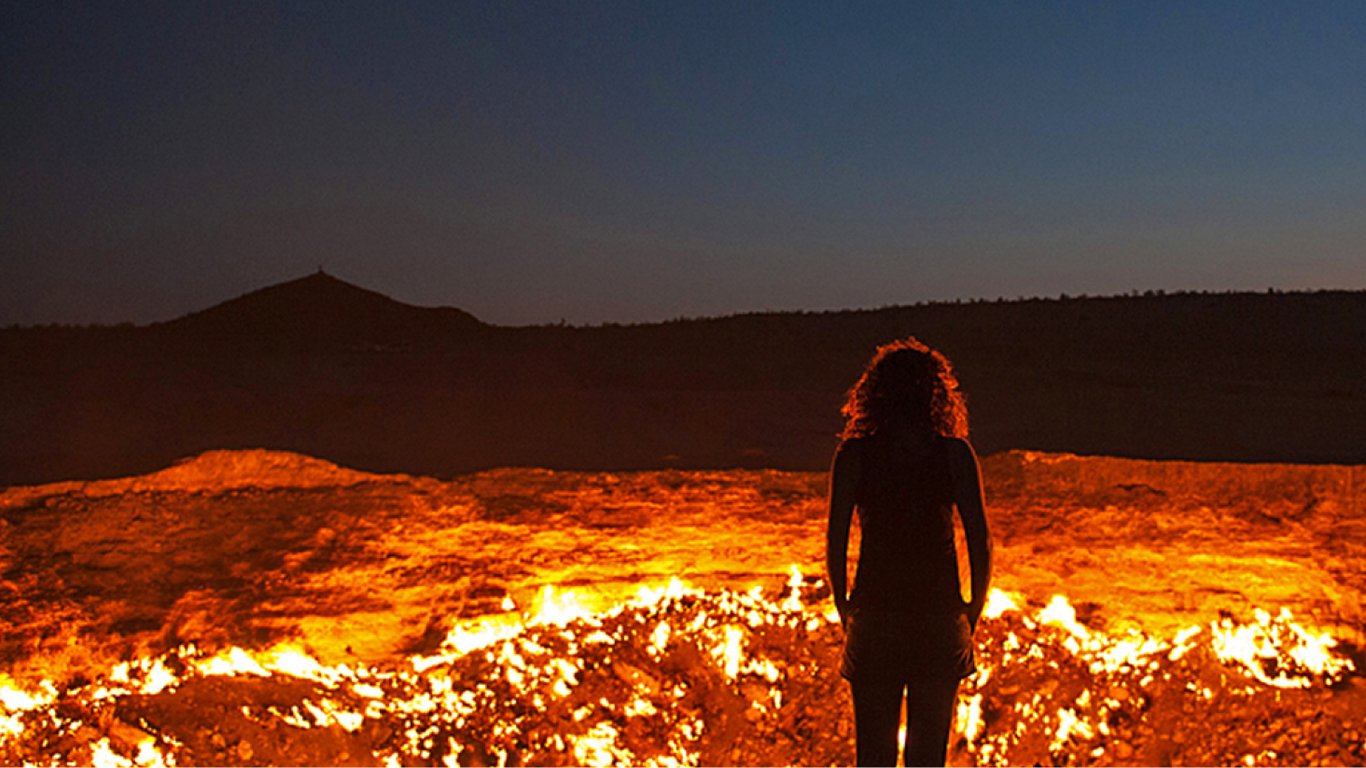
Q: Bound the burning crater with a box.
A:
[0,450,1362,765]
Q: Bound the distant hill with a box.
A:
[1,276,1363,485]
[152,270,485,352]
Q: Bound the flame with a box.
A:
[716,625,744,680]
[982,588,1022,619]
[957,593,1357,765]
[0,678,57,741]
[0,567,1357,766]
[1049,707,1095,752]
[0,682,51,712]
[780,564,805,613]
[650,620,672,654]
[1039,594,1090,640]
[266,646,334,682]
[302,698,364,732]
[1168,624,1202,661]
[195,646,268,677]
[90,737,130,768]
[957,692,984,744]
[572,721,634,766]
[1210,607,1354,688]
[530,585,593,627]
[636,576,697,606]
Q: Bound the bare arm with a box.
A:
[948,438,992,629]
[825,441,859,625]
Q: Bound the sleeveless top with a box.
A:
[839,433,976,681]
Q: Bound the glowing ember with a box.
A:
[0,572,1358,766]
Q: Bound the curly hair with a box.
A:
[840,336,969,440]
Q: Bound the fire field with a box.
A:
[0,449,1362,766]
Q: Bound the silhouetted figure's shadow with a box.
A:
[826,337,992,766]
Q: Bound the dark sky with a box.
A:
[4,1,1365,326]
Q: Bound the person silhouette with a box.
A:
[826,337,992,767]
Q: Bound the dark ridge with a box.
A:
[1,278,1363,485]
[150,270,485,353]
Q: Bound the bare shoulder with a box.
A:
[835,435,868,458]
[940,436,980,478]
[832,437,867,475]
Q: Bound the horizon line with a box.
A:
[3,274,1363,332]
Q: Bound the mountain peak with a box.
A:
[158,271,483,351]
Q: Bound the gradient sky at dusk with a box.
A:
[4,1,1365,326]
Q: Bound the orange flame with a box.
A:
[0,569,1357,766]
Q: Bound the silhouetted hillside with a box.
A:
[152,270,486,353]
[1,277,1363,484]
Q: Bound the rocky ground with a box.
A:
[0,578,1361,766]
[0,449,1362,765]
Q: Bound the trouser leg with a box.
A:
[903,675,960,767]
[850,676,904,767]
